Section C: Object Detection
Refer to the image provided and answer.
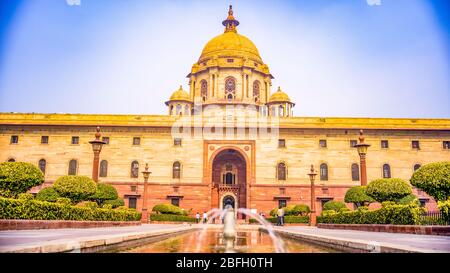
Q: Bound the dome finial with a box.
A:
[222,5,239,33]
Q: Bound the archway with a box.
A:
[222,195,236,209]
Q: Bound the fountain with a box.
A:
[222,205,237,253]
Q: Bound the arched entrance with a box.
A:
[211,148,247,219]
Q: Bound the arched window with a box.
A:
[351,163,359,181]
[170,105,174,115]
[320,163,328,181]
[131,161,139,178]
[277,162,286,180]
[413,164,421,172]
[176,104,182,115]
[7,158,15,162]
[200,80,208,101]
[39,159,46,175]
[383,164,391,178]
[184,105,190,115]
[253,81,260,102]
[68,159,77,175]
[271,107,276,117]
[173,161,181,179]
[279,105,284,117]
[224,77,236,100]
[100,160,108,177]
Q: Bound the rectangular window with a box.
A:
[444,141,450,150]
[130,186,137,192]
[278,139,286,148]
[41,136,49,144]
[278,199,287,208]
[128,197,137,209]
[10,135,18,144]
[381,140,389,149]
[71,136,79,145]
[133,137,141,146]
[102,137,110,144]
[412,140,420,149]
[319,139,327,148]
[350,140,357,148]
[227,58,234,63]
[174,138,182,146]
[171,198,180,207]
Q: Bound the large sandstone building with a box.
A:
[1,7,449,217]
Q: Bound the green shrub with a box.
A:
[53,176,97,203]
[411,162,450,201]
[437,199,450,223]
[36,187,60,202]
[398,194,420,206]
[102,204,113,209]
[292,204,311,216]
[103,198,124,208]
[150,213,196,222]
[0,162,44,198]
[17,193,34,201]
[321,210,338,217]
[152,203,185,215]
[249,216,309,224]
[317,202,424,225]
[366,178,412,202]
[55,197,72,205]
[269,208,278,217]
[76,201,98,209]
[0,197,141,221]
[323,201,347,212]
[90,183,118,204]
[344,186,375,207]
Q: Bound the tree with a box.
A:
[53,175,97,203]
[366,178,412,203]
[344,186,375,207]
[411,162,450,201]
[0,162,44,198]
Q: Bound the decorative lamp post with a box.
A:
[354,129,371,186]
[89,126,106,182]
[141,163,152,223]
[308,164,318,226]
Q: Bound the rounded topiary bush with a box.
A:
[36,187,60,202]
[366,178,412,203]
[344,186,375,207]
[90,183,118,204]
[152,203,184,215]
[103,198,125,208]
[293,204,311,216]
[53,175,97,203]
[323,201,347,212]
[0,162,44,198]
[411,162,450,201]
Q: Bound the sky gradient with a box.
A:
[0,0,449,118]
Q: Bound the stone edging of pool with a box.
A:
[0,219,141,231]
[317,224,450,236]
[0,225,199,253]
[269,227,444,253]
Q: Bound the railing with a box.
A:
[420,211,449,226]
[217,184,240,192]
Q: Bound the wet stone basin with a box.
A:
[108,229,338,253]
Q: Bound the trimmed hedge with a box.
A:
[17,193,34,201]
[152,203,187,215]
[366,178,412,202]
[0,197,141,221]
[36,187,60,202]
[250,216,309,224]
[103,198,124,208]
[411,162,450,201]
[437,199,450,223]
[344,186,374,207]
[90,183,118,204]
[317,202,424,225]
[269,204,311,217]
[150,213,196,222]
[0,162,44,198]
[398,194,420,206]
[54,176,97,203]
[323,201,348,212]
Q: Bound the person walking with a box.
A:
[276,206,284,226]
[202,211,208,224]
[195,212,200,223]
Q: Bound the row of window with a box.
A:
[275,162,422,181]
[199,77,262,103]
[277,139,450,150]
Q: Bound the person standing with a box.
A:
[276,207,284,226]
[195,212,200,223]
[202,211,208,224]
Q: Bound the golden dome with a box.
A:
[269,87,291,103]
[198,5,262,63]
[168,86,191,102]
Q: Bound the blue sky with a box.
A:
[0,0,449,118]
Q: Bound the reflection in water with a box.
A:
[120,230,337,253]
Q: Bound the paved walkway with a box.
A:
[0,224,197,252]
[274,226,450,253]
